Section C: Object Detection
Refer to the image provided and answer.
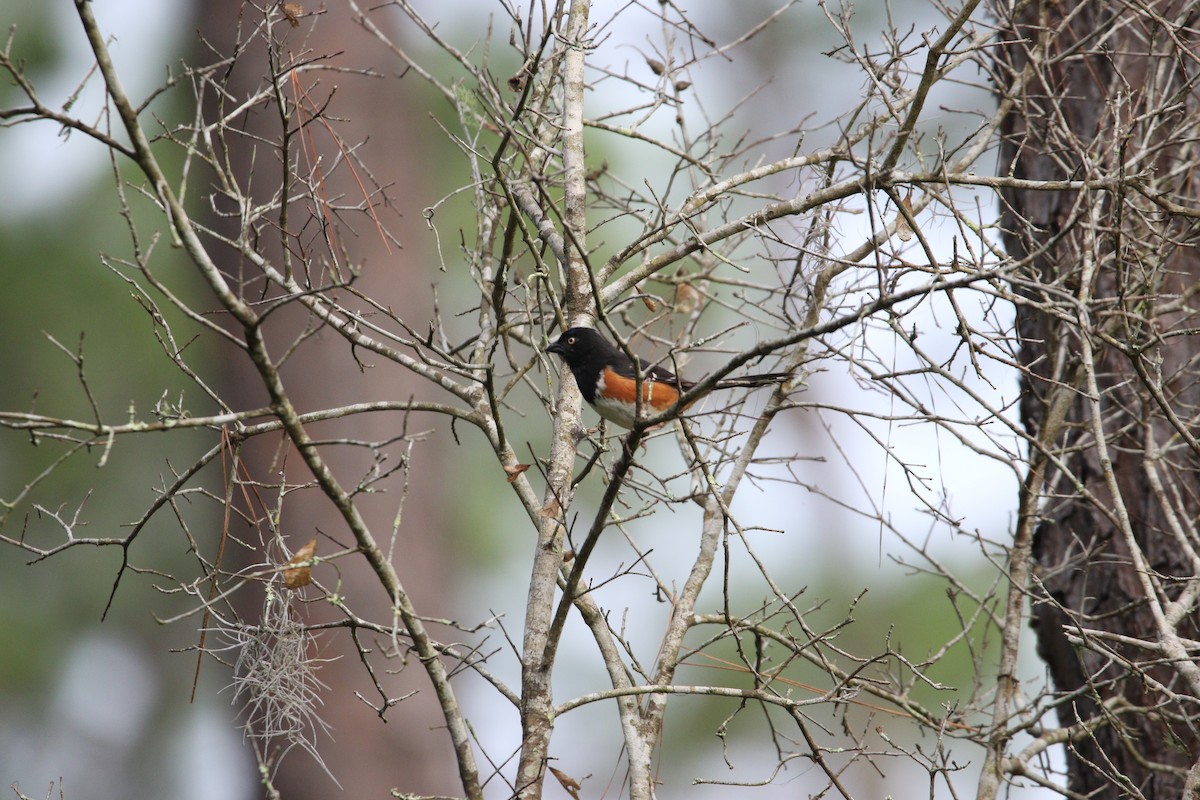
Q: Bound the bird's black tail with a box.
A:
[713,373,790,390]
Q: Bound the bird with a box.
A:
[546,326,788,428]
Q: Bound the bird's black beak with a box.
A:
[546,339,566,356]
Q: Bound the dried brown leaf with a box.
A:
[894,193,915,242]
[505,463,531,483]
[585,160,608,181]
[280,2,303,26]
[283,537,317,589]
[539,498,562,520]
[674,282,702,314]
[549,766,582,800]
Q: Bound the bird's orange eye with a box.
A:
[567,336,576,345]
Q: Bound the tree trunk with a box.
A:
[195,4,458,797]
[997,1,1200,795]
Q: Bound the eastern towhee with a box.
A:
[547,326,788,428]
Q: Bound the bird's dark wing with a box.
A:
[607,354,694,392]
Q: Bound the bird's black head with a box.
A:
[546,327,615,402]
[546,326,608,361]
